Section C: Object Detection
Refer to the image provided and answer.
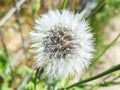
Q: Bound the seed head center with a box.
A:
[43,26,74,59]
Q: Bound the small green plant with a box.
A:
[0,49,8,74]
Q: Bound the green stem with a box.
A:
[88,33,120,72]
[103,74,111,81]
[86,0,106,20]
[58,64,120,90]
[99,81,120,86]
[61,0,68,10]
[72,81,120,89]
[111,74,120,81]
[34,68,39,90]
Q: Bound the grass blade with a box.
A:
[88,33,120,72]
[61,0,68,10]
[86,0,105,20]
[59,64,120,89]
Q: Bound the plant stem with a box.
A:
[58,64,120,90]
[99,81,120,86]
[111,74,120,81]
[88,33,120,72]
[61,0,68,10]
[34,68,39,90]
[86,0,105,20]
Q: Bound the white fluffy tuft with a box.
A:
[29,9,94,80]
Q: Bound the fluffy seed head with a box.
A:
[29,9,94,80]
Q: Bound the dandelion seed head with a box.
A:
[29,9,94,80]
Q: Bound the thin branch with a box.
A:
[18,74,31,90]
[61,0,68,10]
[74,81,120,87]
[59,64,120,90]
[88,33,120,72]
[0,29,18,89]
[52,0,60,9]
[103,74,111,81]
[86,0,105,20]
[34,68,39,90]
[30,0,35,22]
[76,0,87,13]
[98,81,120,87]
[0,0,25,26]
[111,74,120,81]
[3,49,24,77]
[13,0,28,63]
[2,40,28,77]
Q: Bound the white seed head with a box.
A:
[29,9,94,80]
